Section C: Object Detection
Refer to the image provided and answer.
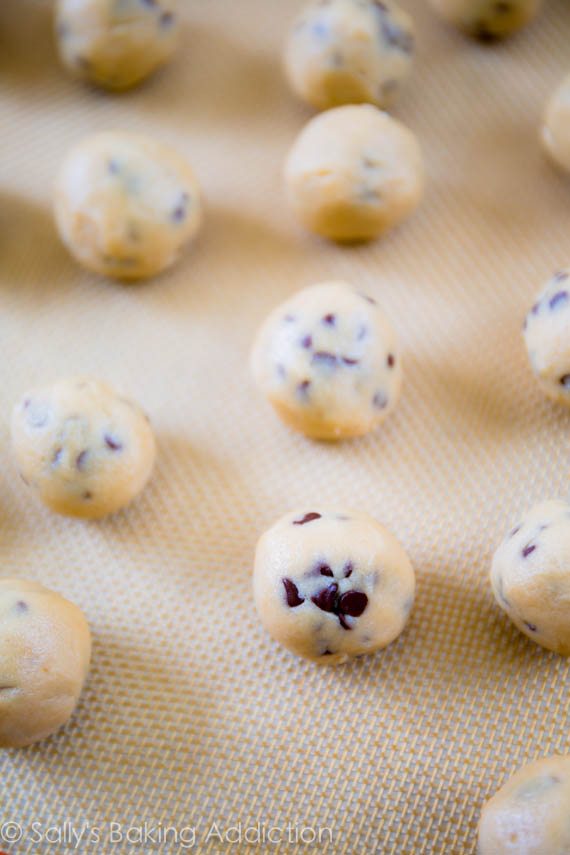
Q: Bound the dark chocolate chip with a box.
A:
[321,649,334,656]
[104,434,123,451]
[318,564,334,577]
[522,544,536,558]
[338,590,368,618]
[549,291,569,310]
[343,562,353,578]
[283,578,304,608]
[311,583,338,613]
[523,620,537,632]
[387,353,395,368]
[293,511,321,526]
[342,356,359,366]
[297,379,311,397]
[76,450,89,471]
[322,314,336,326]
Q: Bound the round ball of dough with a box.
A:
[285,0,414,111]
[285,104,424,242]
[542,74,570,173]
[427,0,541,39]
[251,281,402,440]
[478,755,570,855]
[55,0,179,91]
[491,499,570,655]
[523,269,570,407]
[54,131,202,281]
[11,376,156,519]
[0,578,91,748]
[254,509,415,664]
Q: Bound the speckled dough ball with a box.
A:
[285,104,424,242]
[251,281,402,440]
[0,578,91,748]
[55,0,179,91]
[253,509,415,664]
[54,131,202,280]
[523,269,570,406]
[491,499,570,655]
[427,0,541,39]
[478,755,570,854]
[285,0,414,111]
[542,74,570,173]
[11,376,156,519]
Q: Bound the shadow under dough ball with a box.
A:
[54,131,202,281]
[427,0,542,39]
[0,579,91,748]
[478,755,570,854]
[250,280,402,440]
[11,376,156,520]
[284,0,415,111]
[542,73,570,174]
[253,509,415,664]
[284,104,424,242]
[491,499,570,655]
[523,269,570,407]
[55,0,180,91]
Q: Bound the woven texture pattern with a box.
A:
[1,0,569,852]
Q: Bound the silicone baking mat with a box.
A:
[0,0,569,852]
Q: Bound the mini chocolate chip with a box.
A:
[510,525,521,537]
[522,544,536,558]
[549,291,569,310]
[553,270,569,282]
[311,583,338,613]
[344,562,353,578]
[560,375,570,389]
[342,356,359,366]
[474,22,498,42]
[293,511,321,525]
[523,620,537,632]
[104,434,123,451]
[373,391,388,409]
[297,379,311,397]
[76,450,89,471]
[321,649,334,656]
[338,590,368,618]
[322,314,336,326]
[283,578,304,608]
[318,564,334,577]
[312,351,338,366]
[301,335,313,349]
[387,353,395,368]
[83,491,93,500]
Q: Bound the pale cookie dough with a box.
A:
[54,131,202,280]
[0,578,91,748]
[11,376,156,519]
[478,755,570,855]
[427,0,541,39]
[491,499,570,655]
[542,74,570,173]
[55,0,179,91]
[523,269,570,407]
[285,104,424,242]
[253,509,415,664]
[250,281,402,440]
[285,0,414,111]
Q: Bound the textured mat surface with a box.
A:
[0,0,569,852]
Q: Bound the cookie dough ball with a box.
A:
[285,104,424,242]
[523,269,570,406]
[253,509,415,664]
[542,74,570,173]
[478,755,570,854]
[54,131,202,281]
[0,579,91,748]
[491,499,570,655]
[11,376,156,519]
[55,0,179,91]
[285,0,414,111]
[427,0,541,39]
[251,281,402,440]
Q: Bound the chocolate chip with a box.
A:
[549,291,569,310]
[318,564,334,577]
[76,450,89,471]
[523,620,537,632]
[387,353,395,368]
[312,351,337,366]
[338,591,368,618]
[311,583,338,613]
[522,544,536,558]
[510,525,521,537]
[301,335,313,349]
[283,578,304,608]
[104,434,123,451]
[343,562,353,578]
[293,511,321,525]
[322,314,336,326]
[342,356,359,366]
[297,379,311,397]
[321,649,334,656]
[559,375,570,389]
[83,491,93,500]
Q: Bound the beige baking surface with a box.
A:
[0,0,569,852]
